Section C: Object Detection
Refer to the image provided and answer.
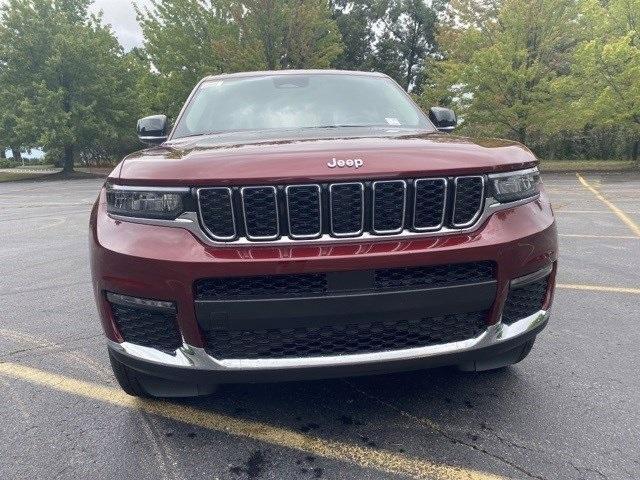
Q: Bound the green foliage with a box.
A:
[0,0,141,171]
[0,158,18,168]
[557,0,640,157]
[1,0,639,164]
[332,0,442,92]
[138,0,344,118]
[421,0,580,144]
[419,0,640,162]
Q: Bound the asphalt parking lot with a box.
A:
[1,172,639,480]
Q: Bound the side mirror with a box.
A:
[428,107,457,133]
[137,115,168,145]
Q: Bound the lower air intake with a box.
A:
[502,275,550,325]
[109,301,181,353]
[203,311,488,359]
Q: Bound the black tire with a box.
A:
[108,349,150,397]
[108,349,219,398]
[457,338,537,372]
[515,338,536,364]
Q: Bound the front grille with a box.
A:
[453,176,485,226]
[197,175,485,243]
[502,275,550,325]
[195,261,496,300]
[198,187,235,240]
[241,186,279,239]
[286,185,322,238]
[109,303,181,353]
[374,261,495,291]
[372,180,406,233]
[330,183,364,235]
[195,272,327,300]
[413,178,446,230]
[204,311,487,359]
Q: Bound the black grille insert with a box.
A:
[373,180,406,233]
[374,261,495,291]
[414,178,447,230]
[109,303,181,353]
[242,186,279,239]
[195,261,495,300]
[453,176,484,226]
[203,311,488,359]
[286,185,322,238]
[195,272,328,300]
[330,182,364,236]
[198,187,236,240]
[502,275,550,325]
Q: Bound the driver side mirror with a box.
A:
[428,107,457,133]
[137,115,168,145]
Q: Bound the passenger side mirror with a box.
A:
[137,115,168,145]
[428,107,457,133]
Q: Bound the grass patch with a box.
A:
[14,164,56,170]
[539,159,637,173]
[0,170,104,183]
[0,171,51,182]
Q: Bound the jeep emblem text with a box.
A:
[327,157,364,169]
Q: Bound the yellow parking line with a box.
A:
[0,362,503,480]
[555,210,640,214]
[557,283,640,295]
[559,234,638,239]
[576,174,640,237]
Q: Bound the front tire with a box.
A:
[108,349,218,398]
[457,338,536,372]
[108,349,149,397]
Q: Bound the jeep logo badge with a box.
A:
[327,157,364,169]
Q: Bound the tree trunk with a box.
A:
[633,139,639,165]
[62,144,74,173]
[10,146,22,163]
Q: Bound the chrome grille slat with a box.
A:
[196,176,487,243]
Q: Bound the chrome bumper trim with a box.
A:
[107,309,549,371]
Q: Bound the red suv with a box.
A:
[90,70,557,397]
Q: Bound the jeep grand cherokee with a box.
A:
[90,70,558,397]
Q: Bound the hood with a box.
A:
[115,128,537,186]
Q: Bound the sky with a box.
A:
[92,0,150,50]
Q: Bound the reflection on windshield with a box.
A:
[172,74,432,139]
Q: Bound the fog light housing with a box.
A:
[106,292,176,312]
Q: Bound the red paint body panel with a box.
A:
[115,133,537,187]
[90,187,558,348]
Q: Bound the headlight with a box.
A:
[106,184,190,219]
[488,168,541,203]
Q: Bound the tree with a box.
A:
[138,0,343,119]
[0,0,140,171]
[330,0,376,71]
[421,0,579,149]
[558,0,640,162]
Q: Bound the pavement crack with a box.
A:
[342,379,549,480]
[570,461,607,480]
[0,332,103,360]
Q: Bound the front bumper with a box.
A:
[91,187,557,381]
[108,309,549,383]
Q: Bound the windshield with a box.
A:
[171,73,433,139]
